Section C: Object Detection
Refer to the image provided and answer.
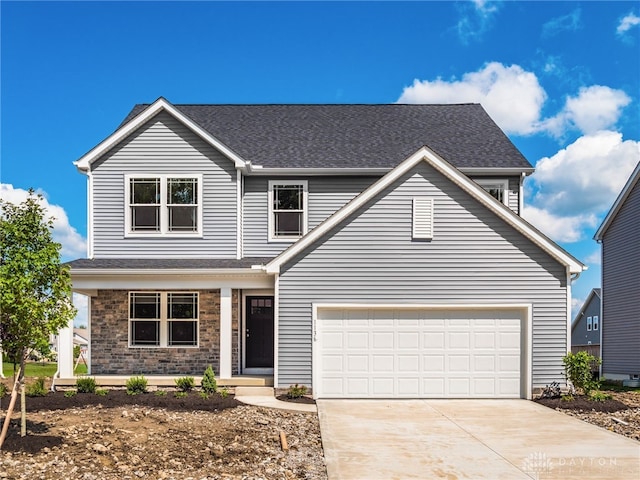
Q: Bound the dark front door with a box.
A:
[245,296,274,368]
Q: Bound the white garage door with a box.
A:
[315,307,525,398]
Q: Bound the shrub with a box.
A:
[64,390,76,398]
[561,394,574,402]
[201,365,217,394]
[0,383,7,398]
[154,390,167,396]
[175,376,195,392]
[287,383,308,399]
[588,390,612,402]
[562,351,601,395]
[95,388,109,396]
[174,391,188,398]
[76,376,97,394]
[218,387,229,399]
[126,376,148,395]
[199,391,210,400]
[26,377,47,397]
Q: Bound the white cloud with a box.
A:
[584,249,601,266]
[454,1,502,45]
[529,131,640,216]
[542,8,582,38]
[523,132,640,242]
[541,86,631,137]
[1,184,87,260]
[73,293,89,328]
[571,295,585,319]
[522,205,597,243]
[398,62,547,135]
[617,12,640,35]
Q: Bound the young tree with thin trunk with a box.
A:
[0,190,76,449]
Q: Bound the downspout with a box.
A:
[236,169,243,260]
[519,172,525,216]
[566,267,572,355]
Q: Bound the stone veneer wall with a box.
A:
[90,289,240,375]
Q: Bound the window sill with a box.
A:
[128,345,200,349]
[124,232,203,239]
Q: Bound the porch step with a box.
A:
[234,386,275,397]
[52,375,274,388]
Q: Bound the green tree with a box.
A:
[0,191,76,449]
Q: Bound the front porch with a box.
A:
[53,374,273,388]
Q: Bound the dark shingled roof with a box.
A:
[121,103,532,170]
[66,258,273,270]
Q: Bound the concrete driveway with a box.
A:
[317,399,640,479]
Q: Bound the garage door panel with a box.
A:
[347,332,368,348]
[316,308,524,399]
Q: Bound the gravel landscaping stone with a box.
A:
[0,390,327,480]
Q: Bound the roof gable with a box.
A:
[265,146,584,274]
[74,98,247,172]
[118,102,533,171]
[595,162,640,241]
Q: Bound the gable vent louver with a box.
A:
[412,197,434,239]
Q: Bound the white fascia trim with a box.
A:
[244,166,389,176]
[266,146,585,274]
[460,167,535,176]
[73,97,247,172]
[594,161,640,241]
[71,268,269,277]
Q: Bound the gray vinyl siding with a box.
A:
[91,112,237,258]
[571,294,601,347]
[601,179,640,376]
[277,162,567,389]
[242,176,379,257]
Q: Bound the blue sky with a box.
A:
[2,1,640,324]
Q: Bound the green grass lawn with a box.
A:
[2,361,87,380]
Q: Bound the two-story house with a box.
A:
[570,288,601,362]
[58,98,585,399]
[594,161,640,383]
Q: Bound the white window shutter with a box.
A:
[413,197,433,239]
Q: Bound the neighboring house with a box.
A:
[570,288,601,361]
[59,98,585,399]
[594,162,640,381]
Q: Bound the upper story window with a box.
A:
[592,315,599,331]
[475,179,509,206]
[586,316,593,331]
[125,175,202,236]
[268,180,308,241]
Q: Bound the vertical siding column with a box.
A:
[220,287,232,379]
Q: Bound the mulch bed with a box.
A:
[4,389,241,413]
[535,395,629,413]
[276,394,316,404]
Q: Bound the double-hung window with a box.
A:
[268,180,308,241]
[587,316,593,331]
[592,315,599,331]
[475,179,509,206]
[129,292,199,347]
[126,175,202,235]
